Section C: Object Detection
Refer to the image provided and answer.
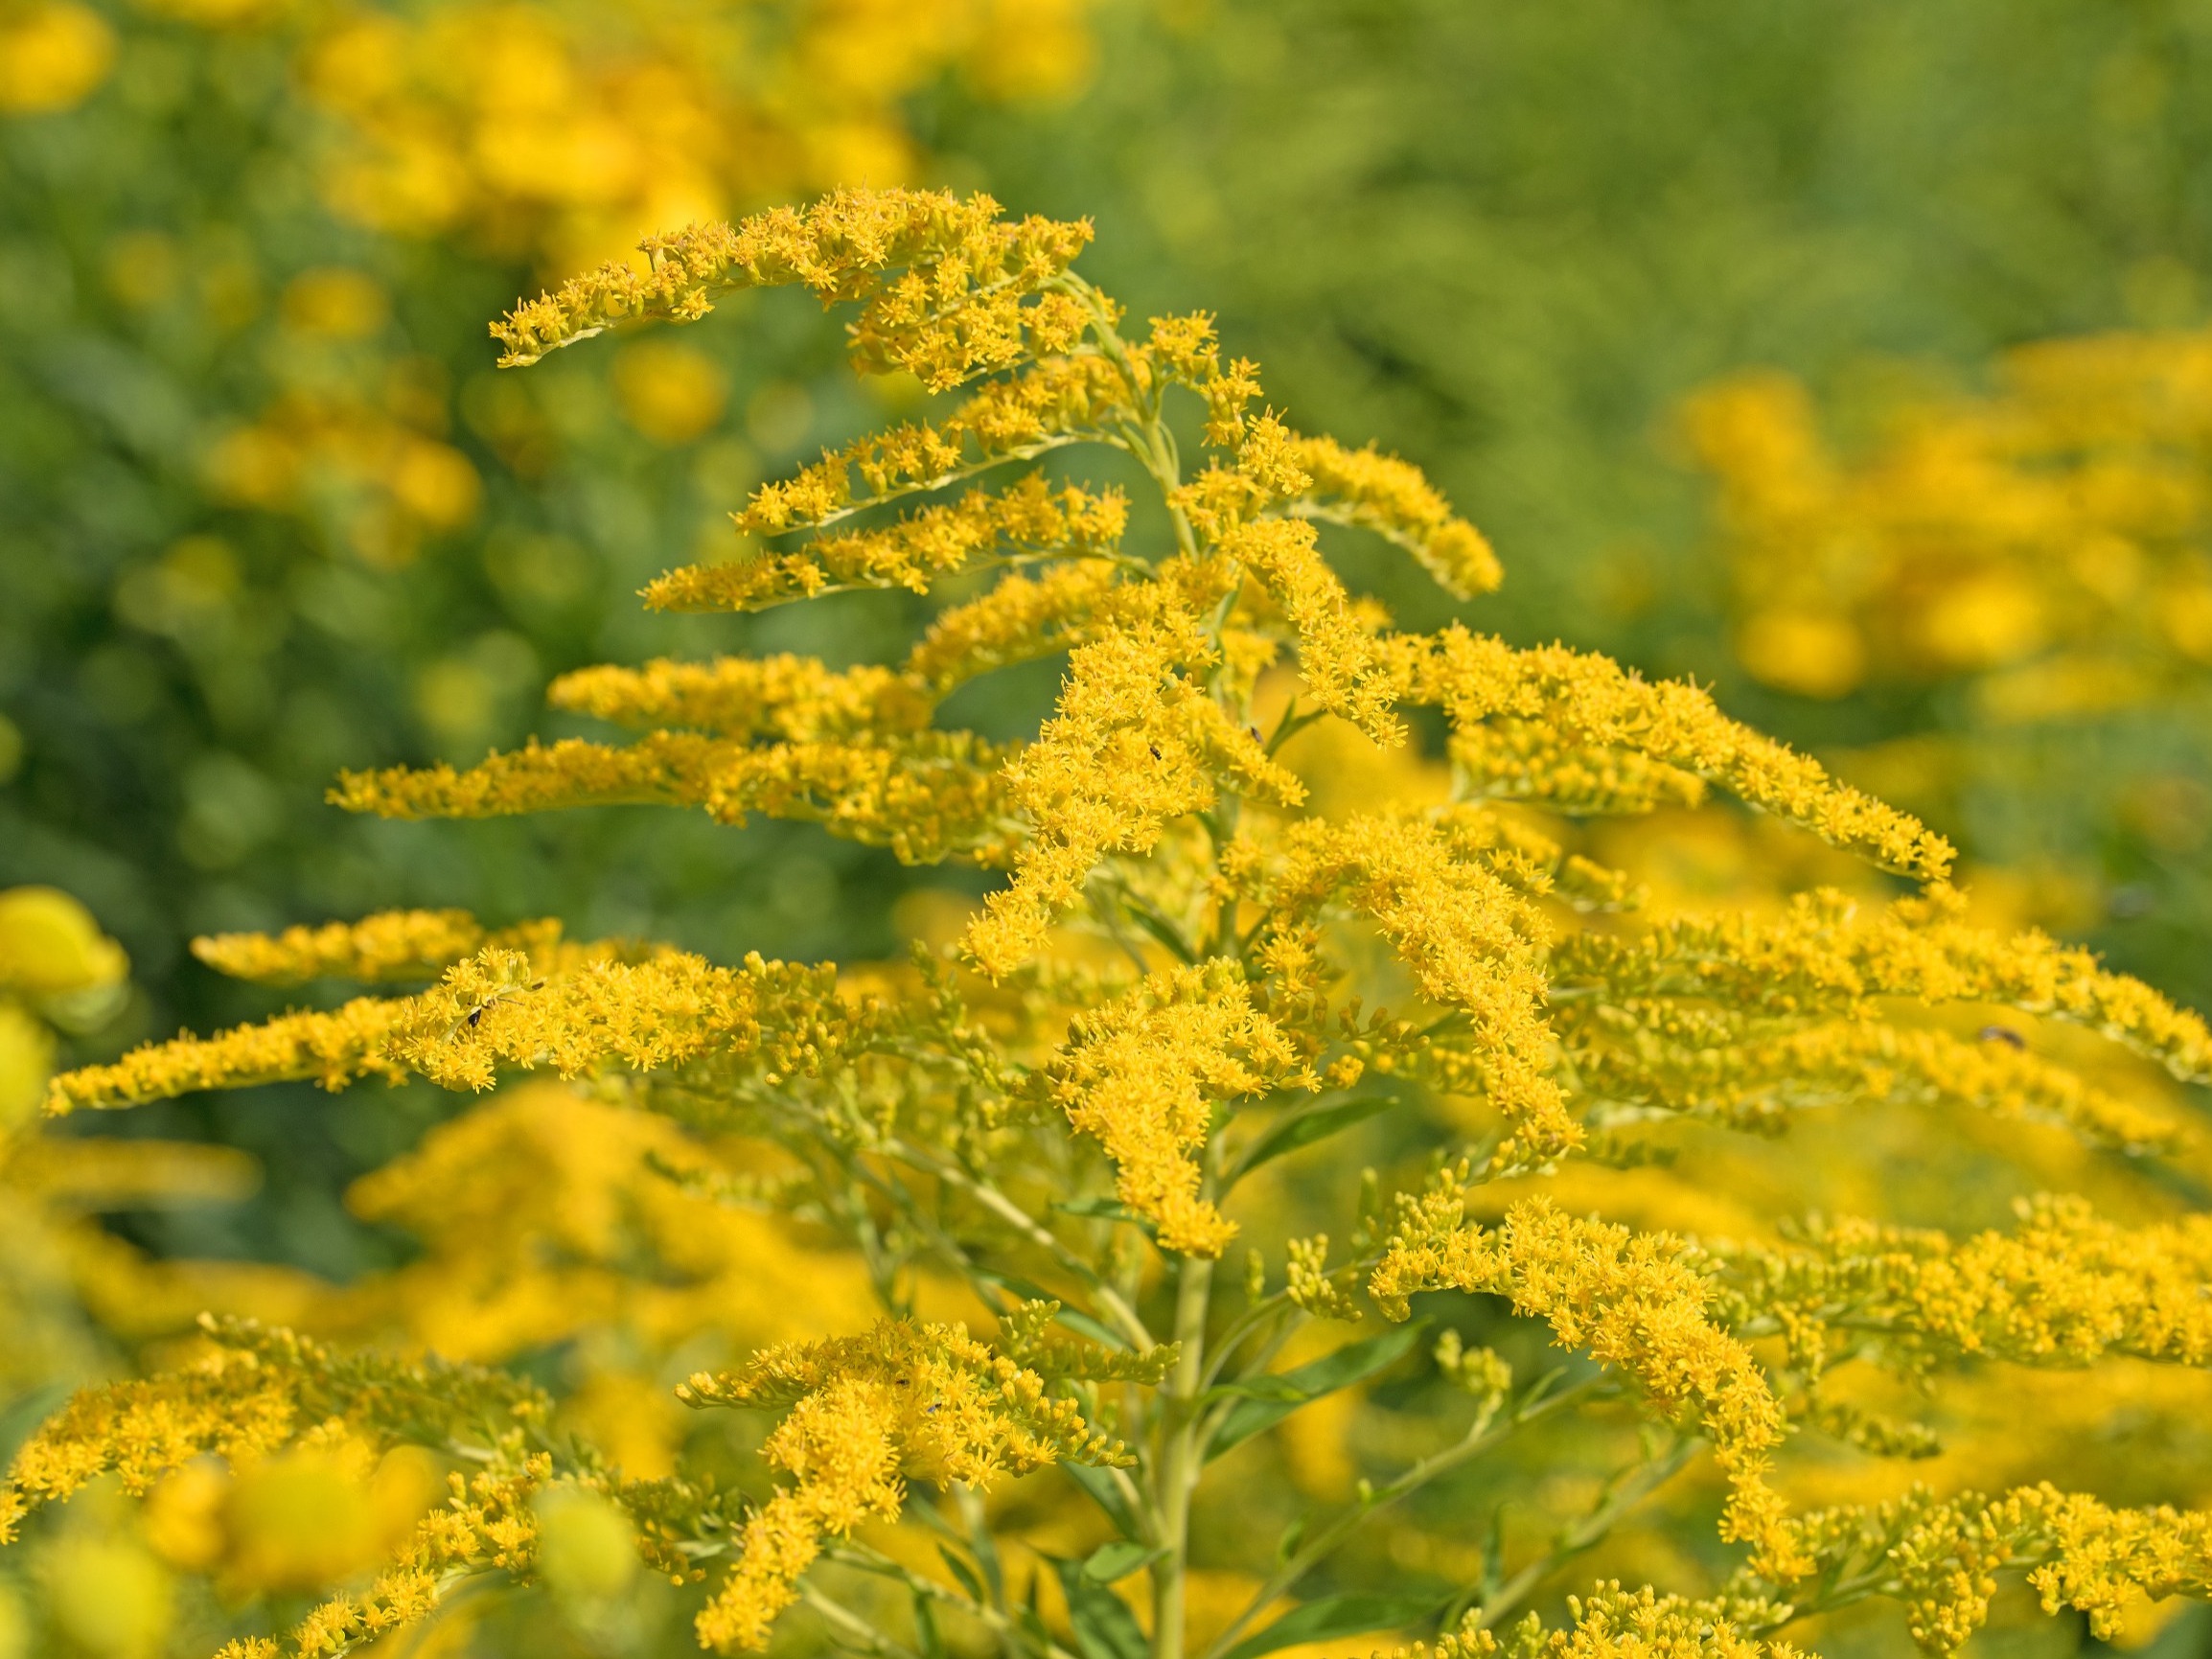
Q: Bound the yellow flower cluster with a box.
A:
[548,655,932,741]
[1713,1194,2212,1370]
[962,560,1299,974]
[678,1320,1122,1652]
[1282,433,1505,600]
[1371,1197,1797,1571]
[0,1317,549,1536]
[191,907,561,985]
[703,352,1132,548]
[1047,962,1314,1255]
[652,473,1128,611]
[1268,813,1566,1161]
[1554,887,2212,1085]
[1449,718,1709,817]
[331,726,1017,866]
[1780,1483,2212,1653]
[492,189,1094,380]
[1403,1583,1804,1659]
[47,939,851,1111]
[1571,1019,2180,1152]
[1397,629,1956,882]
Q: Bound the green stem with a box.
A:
[1150,1247,1218,1659]
[1199,1374,1606,1659]
[800,1578,927,1659]
[1461,1435,1700,1633]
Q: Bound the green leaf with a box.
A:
[1049,1554,1150,1659]
[1218,1593,1442,1659]
[1082,1541,1166,1584]
[1232,1094,1401,1178]
[938,1545,987,1606]
[913,1590,946,1659]
[1052,1196,1151,1228]
[1205,1321,1428,1460]
[1061,1460,1143,1539]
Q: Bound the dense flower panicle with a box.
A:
[1271,814,1569,1162]
[652,474,1129,612]
[1,1318,549,1537]
[962,562,1302,975]
[1452,720,1709,817]
[1225,516,1403,742]
[1399,629,1956,882]
[491,189,1093,381]
[1575,1013,2177,1159]
[548,656,932,741]
[190,909,562,986]
[49,946,852,1110]
[699,354,1136,552]
[1370,1198,1797,1569]
[1569,1018,2182,1152]
[331,728,1017,864]
[1712,1195,2212,1371]
[1282,433,1505,599]
[1555,887,2212,1084]
[1047,962,1314,1255]
[44,995,416,1114]
[1398,1583,1806,1659]
[901,559,1130,692]
[1776,1484,2212,1653]
[679,1321,1121,1653]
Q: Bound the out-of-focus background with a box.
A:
[5,0,2212,1649]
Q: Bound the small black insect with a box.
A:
[1977,1025,2027,1050]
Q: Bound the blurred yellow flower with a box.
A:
[612,339,730,446]
[0,3,114,115]
[0,887,127,1000]
[41,1529,173,1659]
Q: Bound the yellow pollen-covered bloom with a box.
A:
[1047,962,1313,1256]
[1371,1197,1797,1573]
[679,1319,1122,1652]
[191,909,562,985]
[491,189,1093,383]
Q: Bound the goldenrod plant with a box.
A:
[14,190,2212,1659]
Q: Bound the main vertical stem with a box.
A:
[1151,1248,1214,1659]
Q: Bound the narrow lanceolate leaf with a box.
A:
[1217,1592,1444,1659]
[1082,1541,1167,1584]
[938,1545,987,1607]
[1060,1461,1144,1540]
[1205,1321,1429,1459]
[1050,1554,1150,1659]
[1231,1093,1401,1177]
